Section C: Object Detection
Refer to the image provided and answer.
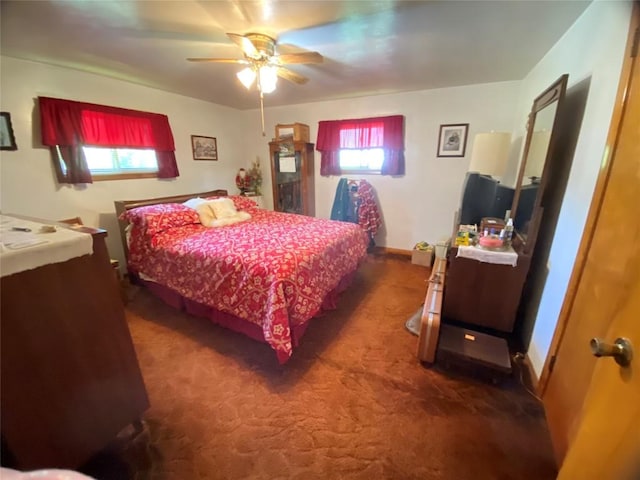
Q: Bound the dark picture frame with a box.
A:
[0,112,18,151]
[191,135,218,161]
[437,123,468,157]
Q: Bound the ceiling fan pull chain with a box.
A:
[260,91,266,137]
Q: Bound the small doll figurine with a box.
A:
[235,168,251,195]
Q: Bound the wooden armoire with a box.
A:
[269,141,315,216]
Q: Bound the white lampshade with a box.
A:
[468,132,511,177]
[259,66,278,94]
[237,67,256,90]
[524,130,551,179]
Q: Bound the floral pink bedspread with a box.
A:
[127,207,369,361]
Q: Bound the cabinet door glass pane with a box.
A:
[275,151,301,184]
[274,148,302,214]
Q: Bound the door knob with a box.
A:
[590,337,633,367]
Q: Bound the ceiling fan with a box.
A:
[188,33,323,135]
[188,33,323,90]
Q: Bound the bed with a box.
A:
[114,190,369,363]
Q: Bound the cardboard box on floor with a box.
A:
[411,248,433,267]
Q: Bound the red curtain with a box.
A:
[316,115,405,176]
[39,97,179,183]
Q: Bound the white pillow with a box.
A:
[209,211,251,227]
[195,203,216,226]
[183,197,207,209]
[208,198,238,219]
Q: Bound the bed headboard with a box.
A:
[114,189,228,261]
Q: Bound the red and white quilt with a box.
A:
[125,203,369,361]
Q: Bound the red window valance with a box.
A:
[316,115,405,176]
[39,97,179,183]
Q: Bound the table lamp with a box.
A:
[468,132,511,179]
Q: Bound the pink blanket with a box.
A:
[127,207,368,361]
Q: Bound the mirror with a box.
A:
[510,74,568,254]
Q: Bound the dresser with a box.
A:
[442,245,531,333]
[1,221,149,470]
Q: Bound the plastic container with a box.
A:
[479,235,504,249]
[435,239,450,259]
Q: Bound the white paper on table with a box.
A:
[0,214,93,277]
[279,157,296,173]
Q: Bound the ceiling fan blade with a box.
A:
[276,67,309,85]
[226,33,258,57]
[187,58,248,64]
[276,52,323,65]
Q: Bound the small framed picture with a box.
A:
[191,135,218,161]
[0,112,18,151]
[437,123,469,157]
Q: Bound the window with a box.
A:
[57,147,159,181]
[339,148,384,173]
[84,147,158,174]
[338,122,384,174]
[317,115,404,176]
[39,96,179,184]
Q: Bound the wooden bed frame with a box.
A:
[114,189,228,261]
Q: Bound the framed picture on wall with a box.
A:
[191,135,218,160]
[0,112,18,151]
[437,123,468,157]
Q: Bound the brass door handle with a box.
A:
[590,337,634,367]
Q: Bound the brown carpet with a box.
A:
[84,254,557,480]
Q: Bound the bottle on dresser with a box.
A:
[503,218,514,247]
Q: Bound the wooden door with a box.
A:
[557,284,640,478]
[540,5,639,473]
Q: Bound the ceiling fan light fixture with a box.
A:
[259,65,278,94]
[237,67,256,90]
[193,32,322,136]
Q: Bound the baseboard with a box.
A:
[527,341,545,378]
[520,353,540,394]
[371,246,412,257]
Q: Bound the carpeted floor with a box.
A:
[83,254,557,480]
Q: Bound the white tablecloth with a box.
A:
[0,214,94,277]
[456,245,518,267]
[1,467,96,480]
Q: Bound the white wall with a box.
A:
[0,56,521,265]
[0,56,246,267]
[516,1,633,375]
[241,81,521,250]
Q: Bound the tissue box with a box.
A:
[412,248,434,267]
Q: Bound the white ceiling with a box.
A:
[1,1,591,110]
